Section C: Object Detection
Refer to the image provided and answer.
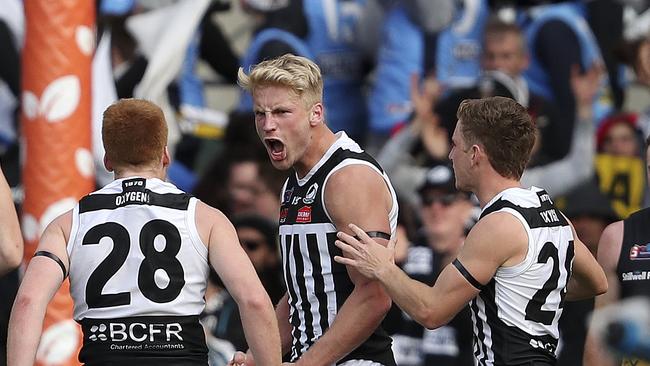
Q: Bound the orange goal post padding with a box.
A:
[21,1,95,365]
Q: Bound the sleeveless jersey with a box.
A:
[472,187,575,365]
[619,207,650,298]
[278,132,398,365]
[618,209,650,366]
[67,177,209,365]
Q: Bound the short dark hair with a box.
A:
[457,97,535,179]
[102,99,167,168]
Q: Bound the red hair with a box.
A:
[102,99,168,168]
[596,113,638,151]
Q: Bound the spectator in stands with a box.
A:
[597,113,643,157]
[593,113,646,219]
[435,20,564,166]
[521,1,613,130]
[520,55,602,197]
[379,20,577,205]
[194,149,259,215]
[365,0,474,149]
[192,111,268,218]
[619,35,650,136]
[194,149,285,222]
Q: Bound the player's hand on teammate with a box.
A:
[228,351,254,366]
[334,224,396,279]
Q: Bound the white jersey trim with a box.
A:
[66,203,81,258]
[186,198,208,262]
[493,207,537,278]
[321,159,399,238]
[296,132,362,187]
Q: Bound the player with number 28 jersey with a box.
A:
[7,99,281,366]
[68,177,209,362]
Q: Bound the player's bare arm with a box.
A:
[8,211,72,366]
[294,164,393,366]
[196,202,281,366]
[231,281,294,366]
[583,221,622,366]
[336,211,526,329]
[274,293,294,356]
[563,238,608,301]
[0,166,22,276]
[562,215,607,301]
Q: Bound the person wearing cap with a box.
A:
[391,163,475,366]
[336,96,607,366]
[584,136,650,366]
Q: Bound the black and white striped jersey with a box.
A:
[470,187,575,366]
[279,132,398,365]
[67,177,209,365]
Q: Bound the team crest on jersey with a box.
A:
[296,206,312,223]
[283,187,294,204]
[630,244,650,260]
[280,208,288,223]
[303,183,319,204]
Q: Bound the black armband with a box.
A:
[354,231,391,241]
[33,251,68,279]
[452,259,483,290]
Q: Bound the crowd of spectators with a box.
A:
[2,0,650,365]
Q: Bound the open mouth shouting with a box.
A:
[264,137,286,161]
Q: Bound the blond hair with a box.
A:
[238,54,323,108]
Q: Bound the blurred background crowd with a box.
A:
[2,0,650,365]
